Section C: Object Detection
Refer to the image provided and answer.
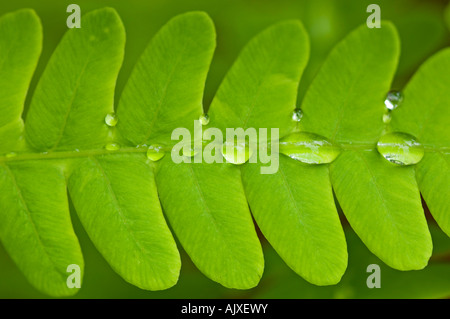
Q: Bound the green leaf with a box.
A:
[25,8,125,151]
[241,157,347,285]
[390,49,450,236]
[0,9,41,152]
[208,20,309,137]
[299,21,431,270]
[300,22,400,144]
[68,154,180,290]
[117,12,215,146]
[0,160,83,297]
[330,150,432,270]
[155,159,264,289]
[208,20,347,285]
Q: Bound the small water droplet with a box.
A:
[221,140,253,165]
[182,146,199,157]
[105,143,120,151]
[382,112,392,124]
[147,144,165,161]
[377,132,424,165]
[5,152,17,158]
[105,112,118,127]
[75,148,80,152]
[292,109,303,122]
[199,113,210,125]
[384,90,403,111]
[279,132,341,164]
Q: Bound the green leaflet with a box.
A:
[25,8,125,152]
[156,159,263,289]
[68,154,180,290]
[116,11,264,289]
[117,11,215,146]
[0,161,83,297]
[300,21,432,270]
[207,20,347,285]
[300,22,400,144]
[241,157,347,285]
[208,20,309,138]
[390,49,450,236]
[330,150,431,270]
[0,9,41,152]
[390,49,450,147]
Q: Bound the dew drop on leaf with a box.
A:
[105,143,120,151]
[384,90,403,111]
[5,152,17,158]
[279,132,341,164]
[377,132,424,165]
[221,140,253,165]
[382,112,392,124]
[199,113,210,125]
[292,109,303,122]
[147,144,165,161]
[104,112,118,127]
[182,145,199,157]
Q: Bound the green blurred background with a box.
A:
[1,0,450,298]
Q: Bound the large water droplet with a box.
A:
[221,140,253,165]
[279,132,341,164]
[147,144,165,161]
[105,143,120,151]
[292,109,303,122]
[384,90,403,111]
[377,132,424,165]
[105,112,118,127]
[199,113,210,125]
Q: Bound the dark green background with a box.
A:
[1,0,449,298]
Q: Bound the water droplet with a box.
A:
[384,90,403,111]
[221,140,253,165]
[377,132,424,165]
[292,109,303,122]
[105,143,120,151]
[147,144,165,161]
[182,146,199,157]
[105,112,118,127]
[5,152,17,158]
[199,113,210,125]
[279,132,341,164]
[382,112,391,124]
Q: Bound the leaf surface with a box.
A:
[208,20,309,138]
[330,150,432,270]
[0,161,83,296]
[300,22,400,144]
[390,49,450,235]
[117,12,215,146]
[25,8,125,151]
[155,158,264,289]
[68,154,180,290]
[0,9,42,151]
[241,157,347,285]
